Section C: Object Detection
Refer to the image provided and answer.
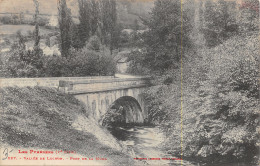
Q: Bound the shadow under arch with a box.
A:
[101,96,144,127]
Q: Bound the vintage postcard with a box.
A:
[0,0,259,165]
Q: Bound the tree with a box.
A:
[2,31,43,77]
[33,0,41,53]
[239,0,259,32]
[78,0,91,48]
[19,12,25,24]
[202,0,238,46]
[16,31,26,51]
[86,35,101,51]
[109,0,118,53]
[71,23,82,49]
[133,19,139,31]
[198,0,205,29]
[143,0,192,74]
[58,0,73,58]
[90,0,100,35]
[216,0,237,39]
[100,0,118,54]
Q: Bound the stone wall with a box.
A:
[60,77,151,94]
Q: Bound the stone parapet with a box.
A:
[59,77,151,94]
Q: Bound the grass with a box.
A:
[0,86,134,165]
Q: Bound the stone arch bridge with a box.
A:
[59,75,152,124]
[0,75,152,124]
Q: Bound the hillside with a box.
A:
[0,0,154,16]
[180,33,259,164]
[0,0,155,56]
[0,0,154,29]
[145,33,259,165]
[0,86,135,165]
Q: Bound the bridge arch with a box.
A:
[101,96,144,127]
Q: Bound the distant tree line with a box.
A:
[0,12,49,26]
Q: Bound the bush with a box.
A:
[0,16,12,24]
[229,58,258,98]
[42,56,69,77]
[1,47,116,78]
[86,35,101,51]
[42,46,116,77]
[1,31,44,77]
[126,49,149,75]
[1,50,42,77]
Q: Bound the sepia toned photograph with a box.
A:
[0,0,259,165]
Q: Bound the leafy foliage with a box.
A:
[77,0,120,53]
[201,0,238,47]
[33,0,41,50]
[0,31,44,77]
[144,34,259,165]
[125,49,148,75]
[101,107,126,128]
[1,32,115,77]
[142,0,192,74]
[43,41,116,77]
[78,0,92,47]
[200,0,259,47]
[58,0,73,58]
[239,0,259,32]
